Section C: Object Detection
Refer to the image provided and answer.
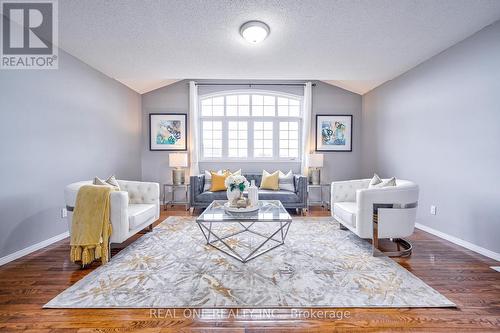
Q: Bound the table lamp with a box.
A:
[169,153,188,185]
[308,153,324,185]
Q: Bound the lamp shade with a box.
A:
[169,153,188,168]
[308,153,324,168]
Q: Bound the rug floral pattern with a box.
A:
[45,217,454,308]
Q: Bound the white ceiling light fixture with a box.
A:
[240,20,270,44]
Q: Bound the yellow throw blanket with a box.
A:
[70,185,114,266]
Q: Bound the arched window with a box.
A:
[199,90,302,161]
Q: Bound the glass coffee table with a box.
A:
[196,200,292,263]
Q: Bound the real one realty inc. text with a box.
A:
[150,308,351,320]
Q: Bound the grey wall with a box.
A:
[0,49,142,259]
[312,81,363,183]
[141,79,190,189]
[362,21,500,253]
[141,80,362,199]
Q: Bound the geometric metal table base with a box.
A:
[197,220,292,263]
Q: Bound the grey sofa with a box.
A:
[190,173,308,211]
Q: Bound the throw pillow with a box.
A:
[204,169,240,192]
[278,170,295,192]
[93,176,108,186]
[379,177,397,187]
[260,170,279,190]
[210,171,230,192]
[204,170,221,192]
[105,175,121,190]
[368,173,382,188]
[93,175,120,190]
[370,176,397,188]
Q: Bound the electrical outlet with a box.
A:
[430,205,437,215]
[61,207,68,218]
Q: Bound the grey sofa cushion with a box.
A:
[196,191,228,202]
[258,190,300,203]
[196,189,300,203]
[191,173,307,208]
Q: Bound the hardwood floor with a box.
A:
[0,206,498,332]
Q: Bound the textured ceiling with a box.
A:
[58,0,500,94]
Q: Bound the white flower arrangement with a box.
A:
[225,174,250,192]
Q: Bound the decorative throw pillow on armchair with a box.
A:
[368,173,396,188]
[93,175,121,190]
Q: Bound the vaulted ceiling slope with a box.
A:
[58,0,500,94]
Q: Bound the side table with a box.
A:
[307,184,331,210]
[163,183,190,211]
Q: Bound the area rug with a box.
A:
[44,216,454,308]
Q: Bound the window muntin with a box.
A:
[226,95,249,116]
[201,96,224,117]
[279,121,299,158]
[200,91,302,161]
[228,121,248,158]
[251,94,276,117]
[202,120,222,158]
[254,121,273,157]
[278,97,300,117]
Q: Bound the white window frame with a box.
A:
[198,90,303,162]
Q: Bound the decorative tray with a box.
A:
[223,202,259,213]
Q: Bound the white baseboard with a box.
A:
[2,226,498,265]
[415,223,500,262]
[0,231,69,266]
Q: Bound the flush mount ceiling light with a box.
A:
[240,21,270,44]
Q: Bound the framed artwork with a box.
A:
[315,114,352,152]
[149,113,187,151]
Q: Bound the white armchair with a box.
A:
[65,180,160,245]
[331,178,419,257]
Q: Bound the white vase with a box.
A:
[248,180,259,207]
[226,188,241,206]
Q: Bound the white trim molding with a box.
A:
[0,231,69,266]
[415,223,500,262]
